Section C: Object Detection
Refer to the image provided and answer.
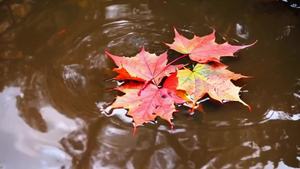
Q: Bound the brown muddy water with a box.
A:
[0,0,300,169]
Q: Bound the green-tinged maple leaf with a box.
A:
[174,64,249,108]
[106,27,255,129]
[106,48,179,84]
[164,72,203,111]
[111,83,183,128]
[166,28,254,63]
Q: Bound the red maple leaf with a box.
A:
[106,48,179,84]
[166,28,254,63]
[106,28,255,129]
[163,72,189,102]
[111,83,182,127]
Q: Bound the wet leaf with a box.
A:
[166,28,254,63]
[106,48,179,84]
[163,72,189,102]
[106,28,255,129]
[111,83,181,127]
[176,64,249,108]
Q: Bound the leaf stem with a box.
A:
[152,54,188,84]
[138,54,188,96]
[138,80,152,96]
[166,54,188,66]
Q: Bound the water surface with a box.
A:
[0,0,299,168]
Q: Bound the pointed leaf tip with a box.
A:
[111,84,181,128]
[247,104,252,112]
[106,49,178,84]
[167,28,256,63]
[176,64,249,109]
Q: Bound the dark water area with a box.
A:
[0,0,300,168]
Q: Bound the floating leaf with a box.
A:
[176,64,249,108]
[106,28,255,129]
[111,83,181,127]
[166,28,254,63]
[106,48,179,84]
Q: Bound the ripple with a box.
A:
[62,64,86,90]
[102,20,170,55]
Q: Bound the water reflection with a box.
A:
[91,123,137,169]
[263,109,300,121]
[0,0,300,168]
[0,87,79,169]
[281,0,300,9]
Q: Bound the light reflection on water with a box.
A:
[0,0,299,168]
[0,86,83,169]
[263,109,300,121]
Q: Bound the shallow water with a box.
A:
[0,0,299,168]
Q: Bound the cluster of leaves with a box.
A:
[106,28,254,129]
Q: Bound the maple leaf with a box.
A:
[166,28,254,63]
[164,72,203,111]
[111,83,181,127]
[104,27,255,129]
[175,64,249,108]
[113,68,144,82]
[106,48,179,84]
[163,72,189,102]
